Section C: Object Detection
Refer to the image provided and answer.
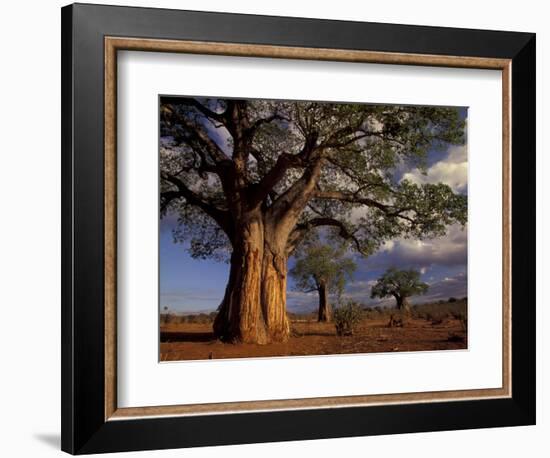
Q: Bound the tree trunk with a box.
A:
[261,249,290,342]
[213,220,269,344]
[213,218,290,344]
[213,159,323,344]
[396,295,411,313]
[317,281,331,322]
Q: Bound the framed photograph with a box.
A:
[61,3,536,454]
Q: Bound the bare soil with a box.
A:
[160,318,467,361]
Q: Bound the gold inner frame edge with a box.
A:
[104,36,512,421]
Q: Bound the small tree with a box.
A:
[370,268,429,312]
[161,306,170,324]
[290,242,356,322]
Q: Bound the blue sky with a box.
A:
[160,106,468,314]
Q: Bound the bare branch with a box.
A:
[313,190,391,212]
[247,114,288,134]
[288,217,368,256]
[249,153,303,207]
[161,173,230,234]
[162,97,226,124]
[162,106,229,164]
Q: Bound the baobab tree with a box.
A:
[370,268,429,312]
[160,96,467,344]
[290,241,356,322]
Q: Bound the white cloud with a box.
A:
[401,145,467,193]
[347,280,377,292]
[366,223,467,270]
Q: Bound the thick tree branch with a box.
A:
[163,106,229,164]
[249,153,304,207]
[162,97,226,124]
[288,217,368,256]
[247,114,288,134]
[313,190,421,226]
[313,190,391,212]
[161,173,230,234]
[270,155,323,222]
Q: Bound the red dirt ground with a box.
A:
[160,318,467,361]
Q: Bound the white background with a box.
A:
[118,52,502,407]
[0,0,546,457]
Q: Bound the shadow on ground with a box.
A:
[34,433,60,449]
[160,331,215,343]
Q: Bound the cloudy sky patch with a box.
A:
[401,145,468,194]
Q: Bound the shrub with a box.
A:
[334,302,363,336]
[448,297,457,303]
[452,310,468,331]
[197,313,210,324]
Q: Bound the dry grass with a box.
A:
[160,301,467,361]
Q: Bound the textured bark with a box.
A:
[213,218,290,344]
[261,249,290,342]
[396,295,411,313]
[213,219,268,344]
[213,159,323,344]
[317,281,332,322]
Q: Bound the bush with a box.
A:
[448,297,457,303]
[452,310,468,331]
[334,302,363,336]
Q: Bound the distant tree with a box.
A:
[370,268,429,312]
[162,306,170,324]
[290,241,356,322]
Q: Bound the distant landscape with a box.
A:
[160,298,467,361]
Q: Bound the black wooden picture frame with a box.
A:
[61,3,535,454]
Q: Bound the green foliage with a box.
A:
[333,301,363,336]
[290,239,356,297]
[371,268,429,301]
[160,97,468,259]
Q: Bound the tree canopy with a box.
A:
[160,97,467,260]
[370,267,429,310]
[290,241,356,298]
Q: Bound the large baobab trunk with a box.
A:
[213,219,269,344]
[213,218,290,344]
[214,158,322,344]
[396,295,411,313]
[317,280,331,322]
[260,223,291,342]
[261,248,290,342]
